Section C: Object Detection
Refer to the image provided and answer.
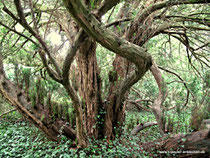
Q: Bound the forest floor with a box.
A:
[0,111,207,158]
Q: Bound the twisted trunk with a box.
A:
[0,55,76,141]
[76,39,104,139]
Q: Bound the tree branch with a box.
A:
[135,0,209,24]
[127,100,150,112]
[0,60,58,141]
[38,49,62,83]
[0,21,38,46]
[28,0,39,31]
[0,22,18,45]
[0,54,76,141]
[150,60,168,135]
[158,66,193,107]
[141,129,210,157]
[105,18,132,28]
[131,122,157,135]
[94,0,120,18]
[4,1,62,78]
[62,0,152,70]
[0,108,17,118]
[155,15,210,27]
[62,0,152,119]
[115,70,147,112]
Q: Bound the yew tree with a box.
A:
[0,0,209,148]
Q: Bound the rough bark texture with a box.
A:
[104,1,142,140]
[62,0,152,69]
[76,39,103,139]
[131,122,157,135]
[1,0,209,149]
[141,129,210,158]
[62,0,152,140]
[150,60,167,135]
[0,55,76,141]
[0,73,75,141]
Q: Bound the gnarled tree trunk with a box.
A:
[141,129,210,158]
[0,55,76,141]
[76,39,103,139]
[1,0,208,149]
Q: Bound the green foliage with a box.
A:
[0,121,150,158]
[0,121,75,158]
[0,0,209,157]
[90,0,95,9]
[125,111,162,142]
[96,46,115,98]
[31,43,39,51]
[83,135,147,158]
[0,105,204,158]
[68,107,75,126]
[0,110,21,121]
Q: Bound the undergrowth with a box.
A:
[0,109,193,158]
[0,120,152,158]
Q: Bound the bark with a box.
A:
[3,0,151,145]
[141,129,210,158]
[131,122,157,135]
[62,0,152,70]
[104,1,143,140]
[62,0,151,141]
[0,55,76,142]
[60,0,121,142]
[76,39,103,139]
[105,56,127,139]
[0,0,208,150]
[128,100,150,112]
[94,0,120,18]
[150,60,167,135]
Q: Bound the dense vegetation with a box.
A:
[0,117,150,157]
[0,110,194,157]
[0,0,209,157]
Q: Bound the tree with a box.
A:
[0,0,209,148]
